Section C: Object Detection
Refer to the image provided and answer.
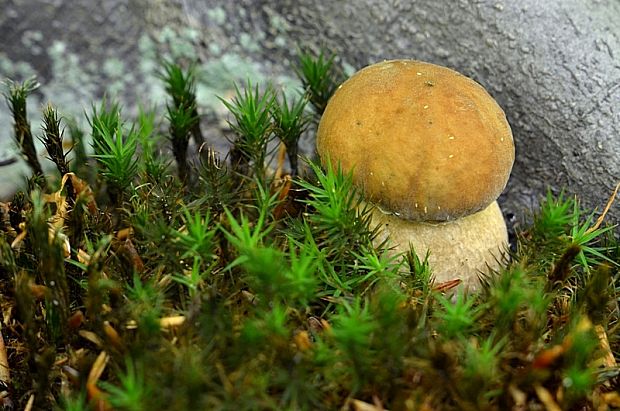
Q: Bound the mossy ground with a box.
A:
[0,52,619,411]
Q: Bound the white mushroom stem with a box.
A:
[368,201,509,292]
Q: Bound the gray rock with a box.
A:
[1,0,618,227]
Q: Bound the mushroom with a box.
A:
[316,59,515,291]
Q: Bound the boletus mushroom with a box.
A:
[316,59,515,291]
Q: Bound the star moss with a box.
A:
[0,49,618,411]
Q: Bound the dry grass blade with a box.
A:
[23,394,34,411]
[508,384,527,410]
[87,351,109,388]
[160,315,186,329]
[594,324,617,368]
[534,384,562,411]
[79,330,104,348]
[9,230,26,251]
[86,351,112,411]
[274,142,287,180]
[586,181,620,234]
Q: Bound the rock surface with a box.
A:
[1,0,618,226]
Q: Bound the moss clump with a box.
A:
[0,50,618,411]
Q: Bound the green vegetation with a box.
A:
[3,77,45,184]
[159,61,203,183]
[296,49,344,115]
[0,49,618,411]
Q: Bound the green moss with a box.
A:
[103,58,126,79]
[239,32,261,53]
[20,30,44,55]
[0,49,618,411]
[268,13,291,32]
[0,53,37,79]
[206,6,227,26]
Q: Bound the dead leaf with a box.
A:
[350,398,389,411]
[160,315,186,329]
[67,310,85,330]
[28,283,49,300]
[594,324,617,368]
[433,279,461,293]
[116,227,133,241]
[603,392,620,407]
[532,345,565,369]
[116,239,144,273]
[273,175,293,220]
[294,331,312,351]
[103,321,123,351]
[79,330,104,348]
[69,173,98,214]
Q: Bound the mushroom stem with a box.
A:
[369,201,509,291]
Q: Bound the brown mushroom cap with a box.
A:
[317,60,515,221]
